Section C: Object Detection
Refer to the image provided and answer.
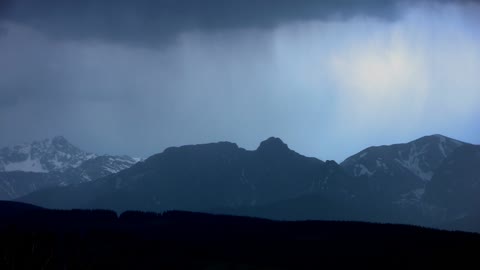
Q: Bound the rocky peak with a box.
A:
[256,137,291,154]
[0,136,95,173]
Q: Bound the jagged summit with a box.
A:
[19,135,343,213]
[164,141,239,153]
[256,137,291,154]
[0,136,141,199]
[158,138,294,159]
[51,135,69,144]
[0,136,94,173]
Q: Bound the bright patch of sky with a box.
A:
[0,2,479,161]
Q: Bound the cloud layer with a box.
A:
[0,1,479,161]
[1,0,402,46]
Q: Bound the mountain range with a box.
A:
[0,136,140,199]
[18,137,354,212]
[12,134,480,233]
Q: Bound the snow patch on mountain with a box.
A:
[63,154,141,184]
[353,164,373,177]
[438,136,448,157]
[0,136,97,173]
[0,137,142,199]
[375,158,388,170]
[395,188,425,205]
[394,142,434,181]
[343,135,465,183]
[4,157,48,173]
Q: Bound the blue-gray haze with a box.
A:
[0,0,479,161]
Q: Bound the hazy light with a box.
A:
[0,2,479,161]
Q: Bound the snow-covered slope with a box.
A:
[0,136,96,173]
[61,155,140,185]
[0,136,141,199]
[341,134,466,202]
[342,135,464,181]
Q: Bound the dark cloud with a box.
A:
[4,0,477,47]
[0,0,479,160]
[0,0,405,46]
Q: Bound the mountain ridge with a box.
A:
[0,136,140,199]
[340,134,468,204]
[19,137,349,212]
[12,134,480,233]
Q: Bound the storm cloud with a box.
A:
[1,0,404,46]
[0,0,479,161]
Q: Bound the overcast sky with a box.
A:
[0,0,479,162]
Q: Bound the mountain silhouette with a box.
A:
[16,134,480,233]
[19,137,353,213]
